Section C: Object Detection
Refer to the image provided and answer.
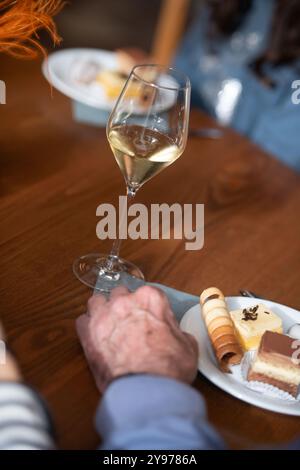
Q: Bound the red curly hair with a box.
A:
[0,0,64,58]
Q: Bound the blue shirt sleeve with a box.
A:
[96,374,224,450]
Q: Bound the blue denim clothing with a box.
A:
[175,0,300,171]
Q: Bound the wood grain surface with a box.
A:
[0,56,300,449]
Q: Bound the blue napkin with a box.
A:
[143,281,198,322]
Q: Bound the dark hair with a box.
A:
[206,0,300,74]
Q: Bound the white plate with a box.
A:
[42,48,118,109]
[42,48,178,113]
[180,297,300,416]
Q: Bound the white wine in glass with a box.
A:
[108,125,183,188]
[73,65,191,293]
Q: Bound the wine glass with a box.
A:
[73,64,191,293]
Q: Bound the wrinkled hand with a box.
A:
[76,286,198,392]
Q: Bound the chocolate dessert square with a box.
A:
[247,331,300,397]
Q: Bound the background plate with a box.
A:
[42,48,178,113]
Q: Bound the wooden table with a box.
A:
[1,56,300,450]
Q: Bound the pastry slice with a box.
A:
[230,303,282,351]
[96,70,125,99]
[200,287,243,372]
[247,331,300,398]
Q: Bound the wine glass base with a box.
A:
[73,253,145,293]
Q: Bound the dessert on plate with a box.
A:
[195,286,300,408]
[230,303,282,351]
[247,330,300,397]
[96,48,150,99]
[96,69,139,99]
[200,287,243,372]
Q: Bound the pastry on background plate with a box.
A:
[96,69,139,99]
[96,48,151,100]
[230,304,282,351]
[200,287,243,373]
[247,331,300,397]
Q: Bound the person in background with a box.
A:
[175,0,300,171]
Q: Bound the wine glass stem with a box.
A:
[105,185,138,271]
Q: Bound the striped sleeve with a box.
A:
[0,382,55,450]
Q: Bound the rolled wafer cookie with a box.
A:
[200,287,243,372]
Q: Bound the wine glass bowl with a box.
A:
[108,65,191,191]
[73,64,191,293]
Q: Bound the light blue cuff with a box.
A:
[96,374,223,450]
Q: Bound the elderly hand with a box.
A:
[76,286,198,392]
